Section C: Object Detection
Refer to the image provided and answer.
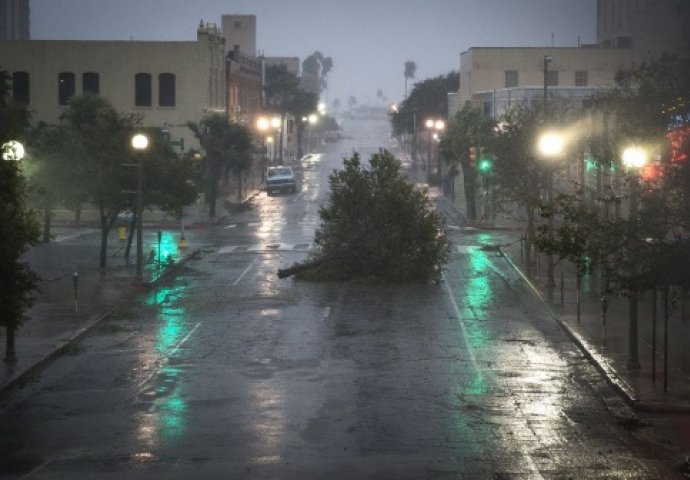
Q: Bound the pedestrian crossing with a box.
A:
[215,244,483,255]
[217,243,314,254]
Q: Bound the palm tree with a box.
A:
[404,61,417,99]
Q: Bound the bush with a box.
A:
[286,149,450,283]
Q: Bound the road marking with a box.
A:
[136,321,201,390]
[217,243,313,254]
[442,273,480,372]
[233,260,254,286]
[442,272,544,480]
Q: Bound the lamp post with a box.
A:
[543,55,553,118]
[538,131,564,288]
[2,140,25,362]
[425,118,445,177]
[131,133,149,280]
[622,145,647,370]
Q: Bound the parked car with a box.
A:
[266,166,297,194]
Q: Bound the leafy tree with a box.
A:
[301,51,333,96]
[348,95,357,112]
[489,98,574,264]
[0,68,41,361]
[224,122,254,200]
[279,150,450,283]
[404,60,417,99]
[390,72,459,139]
[439,104,495,222]
[263,64,302,164]
[59,94,136,268]
[289,89,318,158]
[24,123,72,242]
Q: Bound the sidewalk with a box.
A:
[0,183,262,399]
[440,172,690,414]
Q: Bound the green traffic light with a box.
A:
[478,158,492,172]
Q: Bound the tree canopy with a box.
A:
[281,150,450,283]
[0,67,41,359]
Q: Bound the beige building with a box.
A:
[456,47,637,118]
[452,0,688,117]
[227,45,262,126]
[0,22,226,151]
[221,14,256,58]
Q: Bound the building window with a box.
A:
[158,73,176,107]
[546,70,558,87]
[83,72,100,94]
[12,71,29,105]
[575,70,588,87]
[504,70,518,88]
[135,73,152,107]
[58,72,75,106]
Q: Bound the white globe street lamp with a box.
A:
[2,140,25,161]
[131,133,149,280]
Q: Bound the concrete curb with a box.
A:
[0,310,114,401]
[500,248,690,414]
[499,249,640,409]
[0,247,201,401]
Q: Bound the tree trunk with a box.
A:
[208,158,218,218]
[297,122,305,159]
[4,325,16,362]
[525,206,536,271]
[99,213,109,269]
[463,168,477,221]
[278,255,341,279]
[124,213,136,259]
[74,203,82,228]
[279,112,286,165]
[42,207,51,243]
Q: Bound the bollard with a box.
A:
[157,230,162,270]
[601,295,608,346]
[73,270,79,314]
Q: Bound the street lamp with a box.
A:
[538,131,564,288]
[131,133,149,280]
[425,118,445,176]
[622,145,648,370]
[543,55,553,118]
[2,140,25,362]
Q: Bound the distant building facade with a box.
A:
[0,23,226,151]
[227,44,262,125]
[452,0,688,118]
[0,0,29,40]
[596,0,690,54]
[221,14,256,58]
[263,56,300,76]
[456,47,635,119]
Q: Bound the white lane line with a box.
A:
[136,321,201,390]
[224,224,237,229]
[442,273,545,480]
[169,321,201,356]
[233,260,255,286]
[442,273,480,372]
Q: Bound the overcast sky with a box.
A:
[30,0,597,108]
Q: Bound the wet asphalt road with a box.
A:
[0,118,684,479]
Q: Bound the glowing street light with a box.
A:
[131,133,149,280]
[425,118,445,176]
[622,145,648,371]
[538,130,565,288]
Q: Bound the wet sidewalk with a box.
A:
[0,185,261,399]
[439,172,690,414]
